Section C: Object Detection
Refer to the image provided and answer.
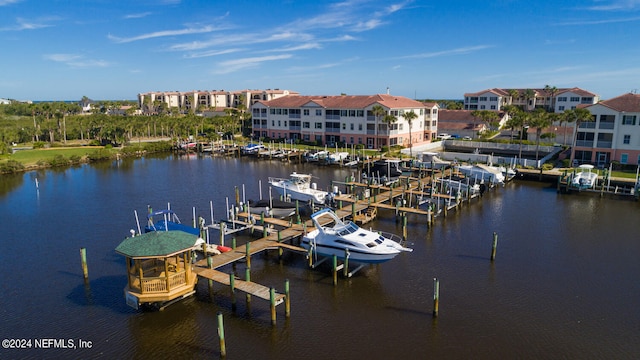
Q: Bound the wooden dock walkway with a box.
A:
[192,267,286,304]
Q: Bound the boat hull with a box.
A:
[300,238,400,264]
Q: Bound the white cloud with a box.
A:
[214,54,293,74]
[183,48,244,59]
[0,0,22,5]
[399,45,494,60]
[44,54,110,68]
[586,0,640,11]
[108,24,223,43]
[0,17,58,31]
[124,12,152,19]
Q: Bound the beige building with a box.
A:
[251,94,438,149]
[463,87,599,112]
[137,89,298,115]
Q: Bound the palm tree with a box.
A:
[470,110,499,137]
[564,108,594,166]
[523,89,536,111]
[528,108,552,162]
[371,104,385,149]
[508,89,519,107]
[403,110,418,158]
[382,113,397,150]
[502,105,522,144]
[544,84,558,112]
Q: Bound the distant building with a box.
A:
[463,87,599,112]
[0,98,10,105]
[437,110,498,139]
[575,92,640,167]
[137,89,298,115]
[251,94,437,149]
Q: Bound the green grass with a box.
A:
[4,146,108,166]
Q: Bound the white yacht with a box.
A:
[301,208,412,264]
[268,172,330,205]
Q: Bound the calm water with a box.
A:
[1,155,639,359]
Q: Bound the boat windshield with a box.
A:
[337,222,359,236]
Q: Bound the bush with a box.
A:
[541,163,554,171]
[33,141,46,149]
[87,148,113,161]
[50,154,69,167]
[0,159,25,173]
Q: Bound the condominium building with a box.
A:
[137,89,297,114]
[576,92,640,166]
[251,94,438,149]
[463,87,599,112]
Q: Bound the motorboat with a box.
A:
[301,208,412,263]
[417,152,451,170]
[268,172,330,205]
[304,150,327,162]
[246,198,296,218]
[144,209,200,236]
[241,143,265,155]
[499,166,518,182]
[571,164,598,190]
[362,159,403,185]
[327,152,349,164]
[457,164,505,185]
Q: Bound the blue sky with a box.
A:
[1,0,640,102]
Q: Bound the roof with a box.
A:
[592,93,640,112]
[115,231,198,258]
[257,94,426,109]
[465,87,597,98]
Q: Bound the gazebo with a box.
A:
[115,231,200,310]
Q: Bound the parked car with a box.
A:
[437,133,451,140]
[462,136,472,141]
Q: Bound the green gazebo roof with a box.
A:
[115,231,198,258]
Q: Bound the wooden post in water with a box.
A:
[80,247,88,281]
[207,255,213,293]
[351,202,356,220]
[232,237,236,249]
[270,287,277,326]
[245,267,251,304]
[402,214,408,241]
[245,241,251,268]
[491,232,498,261]
[217,312,226,357]
[433,278,440,317]
[332,254,338,286]
[285,279,291,318]
[343,249,350,277]
[229,273,236,311]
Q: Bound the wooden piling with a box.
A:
[343,249,350,277]
[332,254,337,286]
[270,287,277,326]
[245,241,251,268]
[80,247,88,281]
[217,312,226,357]
[491,232,498,261]
[433,278,439,317]
[284,279,291,318]
[245,267,251,304]
[229,273,236,311]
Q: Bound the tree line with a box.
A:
[0,99,248,154]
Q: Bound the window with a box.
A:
[480,105,485,109]
[303,109,310,116]
[570,97,580,102]
[270,108,275,114]
[559,106,565,111]
[349,110,356,117]
[303,122,310,129]
[490,96,498,101]
[316,109,322,116]
[623,135,630,144]
[622,115,636,125]
[479,97,487,101]
[358,124,362,131]
[340,110,348,117]
[356,110,364,117]
[581,97,593,104]
[350,123,354,130]
[621,154,628,164]
[490,105,496,110]
[557,97,567,102]
[315,122,322,129]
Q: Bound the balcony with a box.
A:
[596,141,612,148]
[576,140,594,147]
[598,123,615,130]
